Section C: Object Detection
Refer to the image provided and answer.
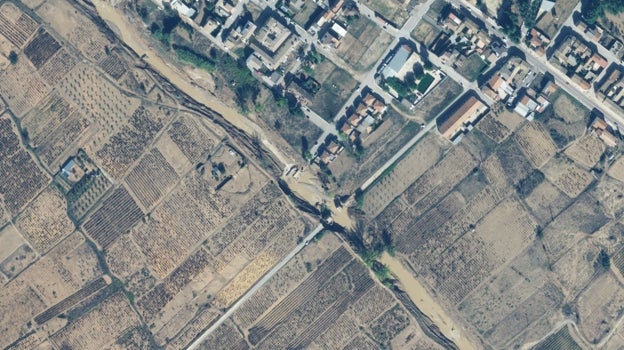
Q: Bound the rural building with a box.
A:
[528,28,550,56]
[483,74,514,100]
[320,30,342,48]
[169,0,196,17]
[229,21,256,44]
[250,16,297,70]
[438,96,488,140]
[591,117,618,147]
[331,23,347,38]
[514,93,539,118]
[60,157,84,183]
[445,11,462,32]
[382,45,412,79]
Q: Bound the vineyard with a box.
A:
[37,111,90,168]
[197,320,248,350]
[50,293,140,350]
[533,325,582,350]
[577,273,624,343]
[165,307,220,349]
[167,114,219,164]
[23,91,74,146]
[125,148,179,210]
[24,29,61,69]
[514,122,558,168]
[36,0,111,63]
[98,53,128,80]
[0,282,46,349]
[201,240,429,349]
[0,53,50,116]
[15,187,74,253]
[38,48,77,85]
[132,172,232,278]
[83,186,144,249]
[403,146,478,206]
[95,105,165,178]
[206,181,281,256]
[543,157,595,198]
[476,113,513,143]
[0,3,38,48]
[487,283,564,348]
[564,134,605,168]
[0,116,50,216]
[136,248,212,322]
[363,133,446,216]
[105,235,146,279]
[34,276,109,324]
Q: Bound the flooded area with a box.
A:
[380,252,477,350]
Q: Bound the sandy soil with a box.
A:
[0,224,26,261]
[379,252,478,350]
[284,169,354,229]
[92,0,293,167]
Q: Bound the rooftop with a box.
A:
[382,45,412,79]
[438,96,488,139]
[255,17,291,54]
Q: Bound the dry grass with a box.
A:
[16,187,74,253]
[336,16,393,72]
[514,122,557,168]
[564,134,605,169]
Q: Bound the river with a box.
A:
[380,252,478,350]
[92,0,292,166]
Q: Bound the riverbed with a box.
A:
[380,252,478,350]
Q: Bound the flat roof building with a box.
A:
[382,45,412,79]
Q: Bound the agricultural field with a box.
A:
[411,19,442,47]
[196,234,443,349]
[0,1,329,348]
[537,89,590,149]
[361,0,412,27]
[335,16,393,72]
[409,77,463,121]
[330,108,433,193]
[307,58,359,120]
[359,86,621,348]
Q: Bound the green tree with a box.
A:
[8,51,17,65]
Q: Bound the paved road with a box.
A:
[186,224,325,350]
[456,0,624,128]
[359,87,467,191]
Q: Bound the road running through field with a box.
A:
[186,224,325,350]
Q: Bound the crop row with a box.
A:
[83,186,143,248]
[125,148,179,209]
[34,276,108,324]
[247,246,352,344]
